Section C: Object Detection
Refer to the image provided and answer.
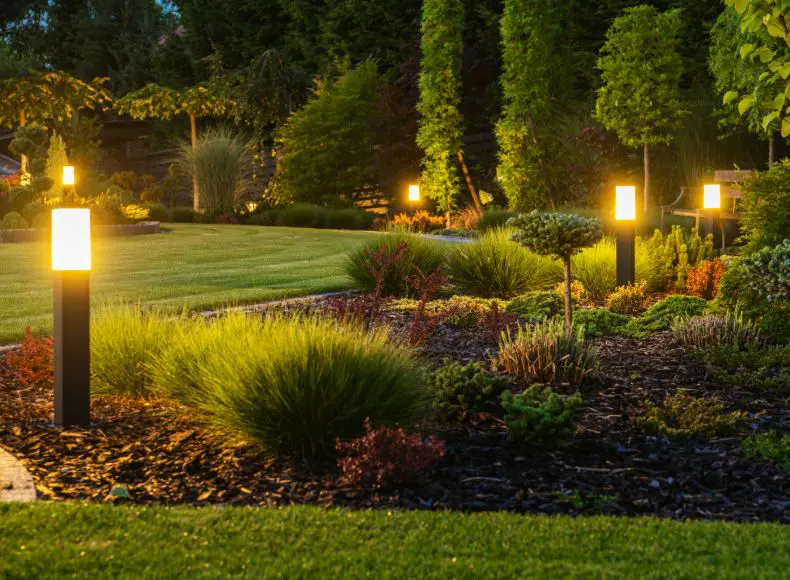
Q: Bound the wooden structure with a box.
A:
[660,169,754,246]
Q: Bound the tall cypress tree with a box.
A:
[416,0,464,220]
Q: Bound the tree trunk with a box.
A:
[563,259,573,337]
[527,112,556,210]
[643,143,650,215]
[769,136,775,165]
[19,109,27,176]
[456,150,483,214]
[190,113,200,211]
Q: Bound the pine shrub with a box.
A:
[500,385,583,447]
[430,359,512,418]
[637,391,747,438]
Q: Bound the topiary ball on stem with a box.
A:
[509,211,603,335]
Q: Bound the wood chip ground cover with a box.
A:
[0,297,787,523]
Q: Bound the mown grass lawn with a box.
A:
[0,504,788,578]
[0,224,377,344]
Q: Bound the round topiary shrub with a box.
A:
[1,211,28,230]
[155,314,429,455]
[344,232,446,297]
[446,228,558,298]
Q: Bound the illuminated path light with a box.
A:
[615,186,636,287]
[52,176,91,426]
[703,183,722,251]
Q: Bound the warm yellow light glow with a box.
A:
[704,184,721,210]
[408,184,420,202]
[246,201,258,212]
[615,186,636,221]
[62,166,75,186]
[52,209,91,271]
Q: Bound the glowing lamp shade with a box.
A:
[704,184,721,210]
[615,186,636,221]
[62,166,75,186]
[52,209,91,271]
[408,184,420,202]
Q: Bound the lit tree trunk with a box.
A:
[190,112,200,211]
[527,112,556,209]
[563,258,573,337]
[457,150,483,214]
[769,136,775,165]
[643,143,650,215]
[19,109,27,175]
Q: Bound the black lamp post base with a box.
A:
[54,271,91,427]
[616,222,636,287]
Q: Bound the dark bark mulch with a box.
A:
[0,306,787,523]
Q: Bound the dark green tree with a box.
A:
[496,0,572,211]
[595,5,685,214]
[417,0,464,221]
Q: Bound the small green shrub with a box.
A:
[431,359,512,418]
[477,208,518,231]
[275,203,327,228]
[739,160,790,252]
[143,203,169,222]
[91,305,173,396]
[505,291,564,323]
[628,295,708,334]
[158,315,429,455]
[671,311,762,351]
[1,211,27,229]
[741,240,790,304]
[168,206,198,223]
[637,391,747,438]
[642,226,714,291]
[702,343,790,389]
[32,212,51,229]
[496,318,598,384]
[344,232,445,297]
[436,296,504,327]
[500,385,583,447]
[20,202,43,222]
[447,228,558,298]
[323,207,374,230]
[742,431,790,469]
[573,309,630,338]
[606,282,648,315]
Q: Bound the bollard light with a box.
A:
[703,183,722,251]
[62,165,75,186]
[408,184,420,202]
[52,207,91,427]
[614,186,636,287]
[703,183,721,210]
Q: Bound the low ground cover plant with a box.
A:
[607,282,648,315]
[637,391,747,438]
[500,385,583,447]
[701,343,790,389]
[505,291,565,324]
[742,431,790,470]
[627,295,708,335]
[447,228,558,298]
[573,309,630,338]
[496,318,598,385]
[430,359,512,419]
[344,232,445,297]
[336,421,446,489]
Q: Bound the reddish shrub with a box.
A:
[337,421,446,488]
[686,259,725,300]
[406,267,447,345]
[217,212,239,225]
[480,301,519,341]
[6,327,54,387]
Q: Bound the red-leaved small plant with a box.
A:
[480,301,518,342]
[686,259,725,300]
[406,267,447,345]
[337,421,447,489]
[6,327,54,388]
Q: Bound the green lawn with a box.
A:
[0,504,787,578]
[0,224,377,344]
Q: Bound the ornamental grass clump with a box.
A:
[344,232,445,297]
[430,359,512,419]
[91,304,173,396]
[446,227,557,298]
[638,391,747,438]
[496,318,598,385]
[509,211,603,334]
[671,311,762,351]
[500,385,583,447]
[170,315,429,456]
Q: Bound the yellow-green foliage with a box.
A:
[607,282,648,315]
[638,391,747,438]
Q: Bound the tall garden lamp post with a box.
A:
[408,184,420,216]
[615,185,636,287]
[703,183,722,251]
[52,166,91,427]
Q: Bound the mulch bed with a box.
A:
[1,298,788,523]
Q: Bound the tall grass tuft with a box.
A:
[671,310,762,351]
[496,318,598,385]
[171,315,429,455]
[447,228,560,298]
[178,127,254,214]
[571,237,666,300]
[344,232,446,297]
[477,208,518,232]
[91,304,173,396]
